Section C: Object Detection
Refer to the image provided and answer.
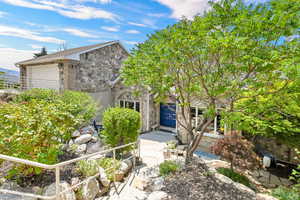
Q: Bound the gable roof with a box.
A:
[16,40,128,66]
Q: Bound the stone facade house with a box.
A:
[16,40,223,141]
[16,41,158,132]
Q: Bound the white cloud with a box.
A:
[128,22,147,28]
[147,13,167,18]
[2,0,118,21]
[0,11,8,17]
[63,28,97,38]
[75,0,112,3]
[29,44,42,49]
[124,40,138,45]
[154,0,211,19]
[126,30,140,34]
[0,47,37,70]
[101,26,119,32]
[0,25,64,44]
[128,19,157,29]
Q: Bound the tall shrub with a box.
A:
[212,136,262,170]
[0,89,97,176]
[101,108,140,153]
[14,89,97,126]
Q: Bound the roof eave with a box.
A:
[16,58,77,67]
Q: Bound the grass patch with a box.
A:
[271,186,300,200]
[217,167,252,188]
[159,160,180,176]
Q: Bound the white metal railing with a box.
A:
[0,140,140,200]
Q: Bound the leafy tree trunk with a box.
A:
[185,118,214,163]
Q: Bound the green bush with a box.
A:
[77,160,99,177]
[101,108,140,153]
[217,168,252,188]
[159,160,180,176]
[98,158,121,181]
[14,89,97,124]
[271,186,300,200]
[0,89,97,177]
[77,158,121,180]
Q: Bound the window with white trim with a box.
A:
[191,107,222,134]
[119,100,140,112]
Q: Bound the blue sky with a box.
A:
[0,0,265,71]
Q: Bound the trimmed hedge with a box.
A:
[101,107,140,154]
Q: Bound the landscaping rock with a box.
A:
[31,186,42,195]
[214,173,234,185]
[79,177,99,200]
[74,134,92,145]
[76,144,87,154]
[115,170,125,182]
[140,166,160,178]
[43,182,76,200]
[86,141,103,154]
[123,159,133,171]
[71,177,80,192]
[0,181,37,200]
[256,193,278,200]
[132,175,151,191]
[61,144,69,151]
[81,126,96,135]
[98,185,109,196]
[149,177,164,191]
[232,182,255,196]
[91,136,99,143]
[99,167,110,187]
[72,130,81,138]
[119,161,130,174]
[68,140,74,146]
[147,191,168,200]
[162,158,257,200]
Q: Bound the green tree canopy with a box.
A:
[121,0,300,160]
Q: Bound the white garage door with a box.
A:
[27,64,60,90]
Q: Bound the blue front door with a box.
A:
[160,103,176,128]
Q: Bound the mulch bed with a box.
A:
[162,158,256,200]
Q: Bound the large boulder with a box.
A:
[86,141,104,154]
[72,130,81,138]
[80,126,97,135]
[43,182,76,200]
[0,181,37,200]
[147,191,168,200]
[76,144,87,154]
[119,161,131,175]
[256,193,278,200]
[132,175,151,191]
[98,167,110,187]
[149,177,164,191]
[75,135,92,145]
[78,177,99,200]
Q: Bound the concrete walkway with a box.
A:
[97,130,176,200]
[139,131,176,167]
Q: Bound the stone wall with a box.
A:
[255,136,298,165]
[75,43,128,92]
